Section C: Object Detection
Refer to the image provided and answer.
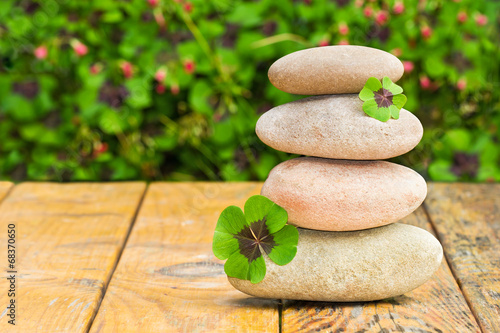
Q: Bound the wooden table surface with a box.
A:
[0,182,498,332]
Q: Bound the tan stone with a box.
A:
[256,94,423,160]
[229,223,443,302]
[268,45,404,95]
[261,157,427,231]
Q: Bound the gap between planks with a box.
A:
[0,182,148,332]
[86,183,150,332]
[422,203,483,332]
[0,182,14,204]
[423,183,500,333]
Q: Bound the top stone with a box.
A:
[268,45,404,95]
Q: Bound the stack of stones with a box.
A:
[229,46,443,302]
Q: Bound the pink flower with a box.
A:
[183,59,195,74]
[318,39,329,47]
[154,68,167,82]
[363,6,373,18]
[156,83,165,94]
[457,11,467,23]
[375,10,389,25]
[183,2,193,13]
[148,0,159,7]
[354,0,364,8]
[421,26,432,39]
[170,84,180,95]
[154,10,166,28]
[393,2,404,15]
[34,45,48,59]
[475,14,488,26]
[457,79,467,91]
[403,61,414,73]
[391,48,402,57]
[337,39,349,45]
[420,76,431,90]
[72,40,88,57]
[90,63,102,75]
[120,61,133,79]
[338,23,349,36]
[93,142,108,158]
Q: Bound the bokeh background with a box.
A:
[0,0,499,182]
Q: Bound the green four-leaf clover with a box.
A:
[212,195,299,284]
[359,76,407,122]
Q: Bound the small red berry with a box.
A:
[183,59,195,74]
[90,63,102,75]
[156,83,166,94]
[475,14,487,26]
[363,6,373,18]
[457,11,467,23]
[391,48,402,57]
[421,26,432,39]
[375,11,389,25]
[72,40,88,57]
[154,68,167,82]
[93,142,108,158]
[337,39,349,45]
[154,10,166,28]
[170,84,180,95]
[403,61,414,73]
[354,0,364,8]
[183,2,193,13]
[456,79,467,91]
[120,61,133,79]
[338,23,349,36]
[148,0,159,7]
[34,45,48,59]
[420,76,431,90]
[318,39,329,47]
[393,2,404,15]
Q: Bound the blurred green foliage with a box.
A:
[0,0,499,182]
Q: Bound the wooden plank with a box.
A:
[282,207,481,333]
[0,182,146,332]
[0,182,13,202]
[425,183,500,333]
[90,182,279,333]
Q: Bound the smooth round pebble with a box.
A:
[229,223,443,302]
[256,94,423,160]
[268,45,404,95]
[261,157,427,231]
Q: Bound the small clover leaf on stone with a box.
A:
[212,195,299,284]
[359,76,407,122]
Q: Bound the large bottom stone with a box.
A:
[228,223,442,302]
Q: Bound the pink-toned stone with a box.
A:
[256,94,423,160]
[261,157,427,231]
[229,223,443,302]
[268,45,404,95]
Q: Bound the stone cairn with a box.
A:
[229,45,443,302]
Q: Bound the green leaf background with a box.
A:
[0,0,499,182]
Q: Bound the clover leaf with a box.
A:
[359,76,407,122]
[212,195,299,284]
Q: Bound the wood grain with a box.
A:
[425,183,500,333]
[90,182,279,333]
[282,207,481,333]
[0,182,146,332]
[0,182,13,202]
